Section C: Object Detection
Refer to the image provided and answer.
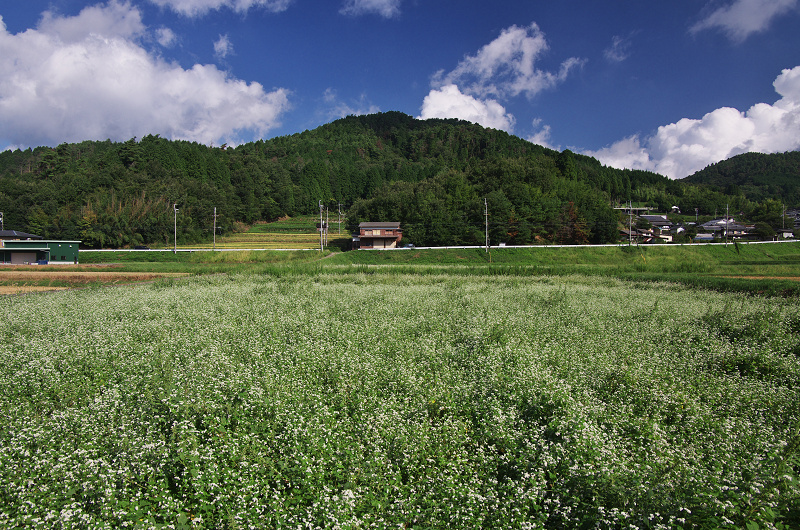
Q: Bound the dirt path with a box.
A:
[0,271,187,281]
[0,267,190,295]
[723,275,800,281]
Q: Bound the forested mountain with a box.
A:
[0,112,794,247]
[682,151,800,206]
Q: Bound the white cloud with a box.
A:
[691,0,798,41]
[586,66,800,178]
[585,135,653,174]
[39,0,145,42]
[155,27,176,47]
[418,84,515,131]
[148,0,292,17]
[604,35,632,63]
[419,22,579,139]
[214,34,232,59]
[433,22,584,100]
[527,118,558,150]
[322,88,380,120]
[339,0,402,18]
[0,2,291,148]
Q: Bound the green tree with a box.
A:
[753,222,776,241]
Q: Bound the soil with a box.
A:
[0,265,189,294]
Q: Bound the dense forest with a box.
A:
[0,111,796,247]
[683,151,800,205]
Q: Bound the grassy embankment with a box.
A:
[4,212,800,295]
[81,239,800,295]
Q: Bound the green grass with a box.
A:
[78,241,800,295]
[247,216,343,234]
[183,216,344,249]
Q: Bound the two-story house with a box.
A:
[354,222,402,249]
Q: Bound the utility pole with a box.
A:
[484,198,489,253]
[325,206,329,246]
[725,204,729,245]
[628,201,633,245]
[173,203,179,253]
[213,207,217,250]
[338,203,342,235]
[319,200,323,252]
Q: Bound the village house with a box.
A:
[639,214,676,243]
[353,222,402,249]
[699,218,753,239]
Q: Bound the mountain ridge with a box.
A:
[0,112,796,247]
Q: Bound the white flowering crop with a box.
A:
[0,272,798,528]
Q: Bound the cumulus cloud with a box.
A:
[433,22,584,100]
[691,0,798,41]
[418,84,515,131]
[39,0,145,41]
[586,66,800,178]
[0,1,291,148]
[419,22,581,133]
[155,27,177,47]
[527,118,558,150]
[339,0,402,18]
[148,0,292,17]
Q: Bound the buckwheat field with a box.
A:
[1,272,798,528]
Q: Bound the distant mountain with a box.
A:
[682,151,800,205]
[0,112,790,247]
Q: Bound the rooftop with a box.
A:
[359,222,401,229]
[0,230,42,240]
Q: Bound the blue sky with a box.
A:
[1,0,799,178]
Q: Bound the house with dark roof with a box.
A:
[699,218,753,239]
[640,214,673,230]
[353,222,402,249]
[0,230,42,241]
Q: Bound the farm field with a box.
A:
[174,217,347,250]
[0,265,190,294]
[1,249,799,528]
[77,240,800,296]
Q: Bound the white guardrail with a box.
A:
[84,240,798,252]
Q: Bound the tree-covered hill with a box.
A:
[681,151,800,206]
[0,112,793,247]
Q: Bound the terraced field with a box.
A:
[191,216,346,249]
